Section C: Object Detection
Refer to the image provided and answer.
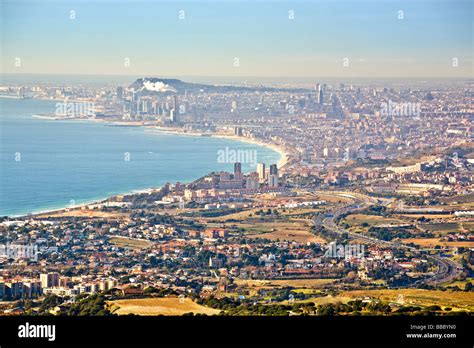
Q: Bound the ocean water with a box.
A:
[0,97,280,217]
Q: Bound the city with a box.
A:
[0,0,472,345]
[0,77,472,317]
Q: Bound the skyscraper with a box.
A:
[116,86,123,101]
[269,174,279,188]
[257,163,266,181]
[316,84,324,105]
[172,94,178,110]
[270,164,278,176]
[234,162,242,174]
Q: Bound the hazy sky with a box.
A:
[1,0,472,77]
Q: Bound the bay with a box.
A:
[0,97,280,216]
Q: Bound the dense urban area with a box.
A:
[0,78,473,316]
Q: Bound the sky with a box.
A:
[0,0,472,78]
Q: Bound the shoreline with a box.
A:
[148,126,290,170]
[7,188,158,219]
[5,123,288,219]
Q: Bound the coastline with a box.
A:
[12,188,158,219]
[148,126,290,170]
[2,96,289,218]
[6,123,287,219]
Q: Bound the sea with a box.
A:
[0,97,280,217]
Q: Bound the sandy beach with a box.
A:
[149,126,290,169]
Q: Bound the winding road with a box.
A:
[312,191,463,286]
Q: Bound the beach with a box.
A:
[148,126,290,170]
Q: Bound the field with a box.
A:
[462,221,474,232]
[344,214,403,226]
[108,236,154,249]
[234,278,335,289]
[244,220,325,243]
[339,289,474,311]
[421,223,461,233]
[440,193,474,204]
[202,208,259,222]
[108,298,220,316]
[39,208,127,219]
[402,238,474,248]
[397,213,453,219]
[281,294,354,306]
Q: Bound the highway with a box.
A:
[313,192,463,286]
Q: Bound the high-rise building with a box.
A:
[269,174,279,188]
[170,109,178,123]
[172,95,178,110]
[245,172,259,189]
[269,164,278,176]
[316,84,323,104]
[116,86,123,101]
[234,127,243,136]
[323,147,329,158]
[17,86,26,98]
[257,163,266,181]
[40,272,59,289]
[234,162,242,174]
[0,282,5,299]
[132,90,139,103]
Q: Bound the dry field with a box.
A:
[402,238,474,248]
[109,236,154,249]
[108,298,220,316]
[313,193,353,203]
[244,220,325,243]
[462,221,474,232]
[39,209,127,219]
[397,214,453,219]
[339,289,474,311]
[344,214,403,226]
[203,208,260,222]
[235,278,336,289]
[421,223,461,233]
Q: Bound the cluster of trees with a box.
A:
[143,287,178,297]
[254,209,280,216]
[367,227,418,241]
[183,208,241,218]
[65,294,111,316]
[195,296,432,316]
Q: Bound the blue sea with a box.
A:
[0,97,280,217]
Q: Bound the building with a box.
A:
[234,127,243,136]
[386,163,426,174]
[270,164,278,176]
[170,109,178,123]
[246,172,260,189]
[257,163,266,181]
[269,174,279,188]
[234,162,242,174]
[116,86,123,101]
[40,272,59,289]
[0,282,5,299]
[316,84,323,104]
[22,281,42,298]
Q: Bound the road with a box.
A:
[313,192,463,286]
